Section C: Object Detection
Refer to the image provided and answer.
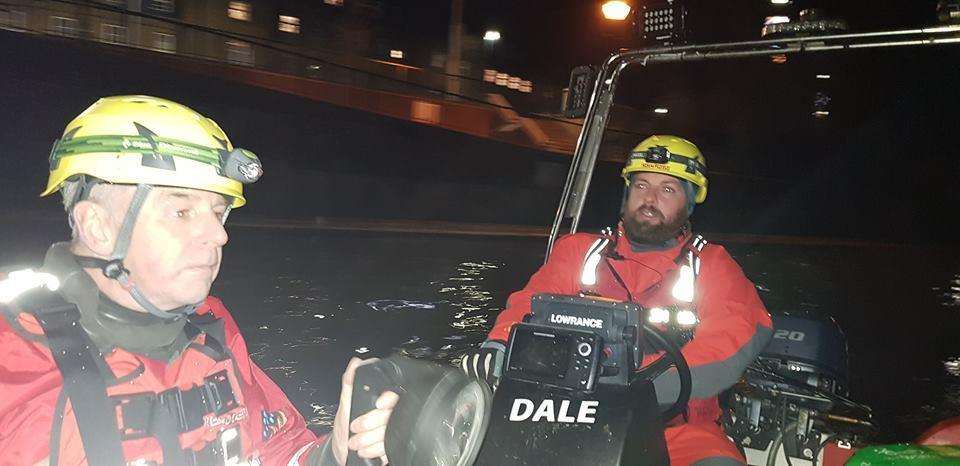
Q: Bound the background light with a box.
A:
[483,69,497,83]
[764,15,791,26]
[483,30,501,41]
[389,49,404,59]
[816,74,831,79]
[602,1,632,21]
[639,3,688,46]
[770,0,791,4]
[654,107,669,114]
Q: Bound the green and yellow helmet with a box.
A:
[621,135,708,203]
[43,95,261,208]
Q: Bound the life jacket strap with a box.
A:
[13,287,240,466]
[25,289,127,466]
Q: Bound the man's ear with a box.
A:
[72,200,117,257]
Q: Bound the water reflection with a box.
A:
[944,275,960,377]
[385,260,506,363]
[945,357,960,377]
[308,403,336,428]
[940,274,960,307]
[366,299,437,311]
[441,260,500,332]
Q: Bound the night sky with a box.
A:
[390,0,947,83]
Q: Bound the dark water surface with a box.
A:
[3,224,959,443]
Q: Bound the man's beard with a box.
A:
[621,205,689,245]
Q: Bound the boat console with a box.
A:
[348,293,691,466]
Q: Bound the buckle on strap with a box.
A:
[158,385,193,432]
[114,370,239,438]
[116,392,158,439]
[203,371,236,416]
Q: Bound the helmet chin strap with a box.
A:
[76,183,198,321]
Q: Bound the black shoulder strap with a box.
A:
[673,234,704,264]
[18,288,127,466]
[186,312,230,361]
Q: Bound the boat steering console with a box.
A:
[348,293,692,466]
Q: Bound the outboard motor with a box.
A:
[759,315,849,396]
[724,315,873,466]
[349,294,692,466]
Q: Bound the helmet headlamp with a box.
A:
[221,148,263,184]
[623,135,709,203]
[642,146,671,164]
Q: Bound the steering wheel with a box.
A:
[633,324,692,422]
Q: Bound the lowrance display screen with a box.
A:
[509,330,571,379]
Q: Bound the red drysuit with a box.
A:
[0,246,328,466]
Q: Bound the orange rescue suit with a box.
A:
[488,229,773,466]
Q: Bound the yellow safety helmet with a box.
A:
[621,135,708,203]
[43,95,262,208]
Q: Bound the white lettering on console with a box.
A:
[508,398,599,424]
[549,314,603,329]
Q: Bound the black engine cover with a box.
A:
[762,315,848,391]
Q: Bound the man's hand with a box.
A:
[331,357,400,465]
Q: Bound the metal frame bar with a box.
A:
[545,24,960,260]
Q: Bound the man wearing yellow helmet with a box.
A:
[0,96,396,466]
[468,135,773,466]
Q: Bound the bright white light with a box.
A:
[484,30,501,41]
[0,269,60,303]
[671,265,695,302]
[764,15,791,26]
[654,107,669,114]
[816,74,831,79]
[676,310,699,327]
[389,49,404,59]
[813,110,830,117]
[602,1,632,21]
[770,0,790,4]
[648,307,670,324]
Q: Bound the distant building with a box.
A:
[0,0,548,109]
[0,0,389,69]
